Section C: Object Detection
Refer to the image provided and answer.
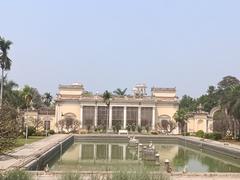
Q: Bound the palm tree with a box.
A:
[43,92,53,107]
[173,109,189,134]
[0,36,13,107]
[43,92,53,136]
[103,90,112,131]
[2,79,20,107]
[113,88,127,96]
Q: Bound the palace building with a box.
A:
[54,83,179,134]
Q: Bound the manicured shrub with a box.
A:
[49,129,55,135]
[204,133,211,139]
[212,132,222,140]
[185,132,190,136]
[126,124,131,131]
[137,126,142,133]
[131,123,136,132]
[145,125,150,133]
[204,132,222,140]
[27,126,36,136]
[151,131,158,135]
[196,130,204,138]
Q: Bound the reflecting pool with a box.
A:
[50,142,240,172]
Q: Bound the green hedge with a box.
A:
[204,132,222,140]
[196,130,204,138]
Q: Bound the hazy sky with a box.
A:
[1,0,240,97]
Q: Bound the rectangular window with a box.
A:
[141,107,152,127]
[127,107,138,125]
[97,106,108,126]
[112,107,124,127]
[83,106,95,128]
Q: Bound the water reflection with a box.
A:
[51,142,240,172]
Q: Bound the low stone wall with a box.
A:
[28,171,240,180]
[74,134,179,144]
[25,135,74,170]
[178,136,240,160]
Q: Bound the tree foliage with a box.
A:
[0,36,13,107]
[179,95,197,112]
[179,75,240,136]
[173,109,189,133]
[113,88,127,96]
[103,90,112,105]
[0,105,19,153]
[42,92,53,107]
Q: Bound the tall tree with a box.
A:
[179,95,197,112]
[103,90,112,130]
[113,88,127,96]
[0,36,13,107]
[0,105,19,153]
[43,92,53,107]
[21,85,43,109]
[173,109,189,134]
[2,79,22,108]
[218,76,240,90]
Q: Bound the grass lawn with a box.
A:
[15,136,45,147]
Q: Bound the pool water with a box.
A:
[50,142,240,172]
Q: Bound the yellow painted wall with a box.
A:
[156,104,178,120]
[59,102,80,120]
[153,92,176,97]
[59,89,83,96]
[187,115,208,133]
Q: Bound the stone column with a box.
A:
[109,106,112,129]
[123,106,127,129]
[152,107,156,129]
[94,106,98,127]
[138,106,141,127]
[80,105,83,128]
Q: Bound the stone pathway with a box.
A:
[0,134,72,170]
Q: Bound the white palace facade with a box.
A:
[54,83,180,134]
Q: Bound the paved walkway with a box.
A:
[0,134,72,170]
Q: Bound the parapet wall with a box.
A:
[25,135,74,170]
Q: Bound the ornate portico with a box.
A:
[55,83,179,134]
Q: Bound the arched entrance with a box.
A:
[156,115,175,133]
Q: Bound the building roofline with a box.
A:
[59,84,84,90]
[151,87,176,92]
